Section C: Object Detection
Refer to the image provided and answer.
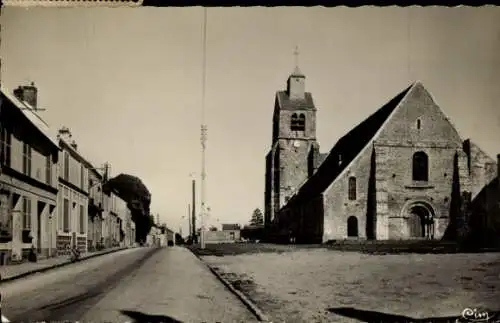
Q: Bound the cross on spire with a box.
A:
[293,45,300,68]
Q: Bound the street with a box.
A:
[2,247,258,323]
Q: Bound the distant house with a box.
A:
[166,227,174,246]
[205,223,241,243]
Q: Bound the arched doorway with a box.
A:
[347,216,358,237]
[408,204,435,239]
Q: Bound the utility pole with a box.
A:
[188,204,192,240]
[199,7,208,250]
[191,179,196,242]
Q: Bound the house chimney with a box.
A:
[13,82,37,109]
[57,126,72,142]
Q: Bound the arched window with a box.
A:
[412,151,428,181]
[290,113,298,130]
[290,113,306,131]
[348,176,357,200]
[297,113,306,131]
[347,216,358,237]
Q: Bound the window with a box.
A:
[45,155,52,185]
[64,152,69,180]
[22,197,31,230]
[22,143,32,176]
[290,113,306,131]
[416,118,421,130]
[80,164,85,190]
[348,176,357,200]
[79,205,85,234]
[0,127,12,166]
[63,198,70,232]
[412,151,429,181]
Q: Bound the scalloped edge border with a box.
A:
[2,0,144,7]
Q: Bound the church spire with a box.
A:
[286,46,305,100]
[291,45,304,77]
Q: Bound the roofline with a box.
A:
[468,139,497,164]
[281,82,416,211]
[59,138,103,178]
[426,84,465,145]
[320,82,418,197]
[1,88,60,149]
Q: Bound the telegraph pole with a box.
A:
[188,204,192,240]
[191,178,196,242]
[199,7,208,249]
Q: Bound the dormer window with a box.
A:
[291,113,306,131]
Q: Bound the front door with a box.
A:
[37,202,45,253]
[409,205,434,239]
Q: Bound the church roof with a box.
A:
[283,82,416,208]
[276,91,316,111]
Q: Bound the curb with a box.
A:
[187,247,271,323]
[0,247,129,285]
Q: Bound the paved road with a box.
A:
[2,247,258,323]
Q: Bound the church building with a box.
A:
[264,66,500,244]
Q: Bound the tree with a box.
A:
[103,173,152,243]
[250,208,264,227]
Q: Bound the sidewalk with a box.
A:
[0,247,128,283]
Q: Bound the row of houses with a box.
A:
[0,82,136,264]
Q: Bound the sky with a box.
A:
[1,6,500,235]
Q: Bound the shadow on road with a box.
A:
[327,307,500,322]
[120,310,184,323]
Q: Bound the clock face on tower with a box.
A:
[293,140,300,148]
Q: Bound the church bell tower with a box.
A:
[264,47,319,227]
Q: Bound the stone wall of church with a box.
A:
[322,83,470,241]
[377,143,460,240]
[276,139,315,206]
[322,143,373,241]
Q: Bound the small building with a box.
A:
[166,227,174,246]
[205,223,241,243]
[146,226,161,247]
[0,83,60,262]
